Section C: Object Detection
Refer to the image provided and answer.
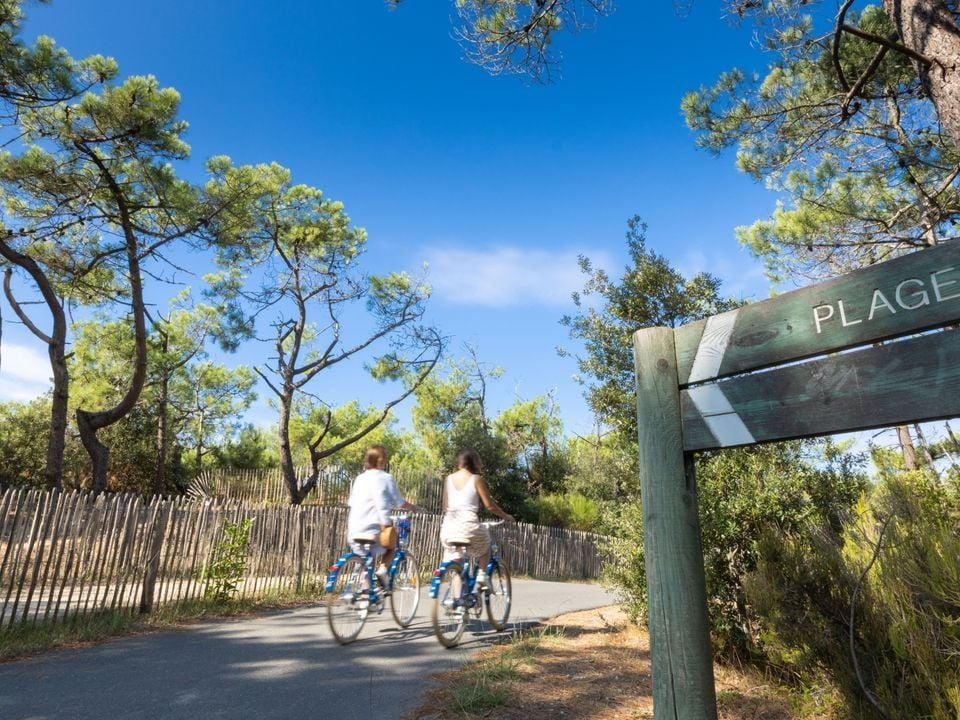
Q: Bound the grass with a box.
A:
[0,590,320,662]
[408,607,839,720]
[447,627,562,716]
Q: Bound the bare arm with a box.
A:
[475,476,514,521]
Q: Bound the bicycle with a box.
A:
[325,513,421,645]
[429,520,512,648]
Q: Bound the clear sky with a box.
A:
[0,1,780,436]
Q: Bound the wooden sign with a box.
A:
[681,328,960,451]
[632,243,960,720]
[675,239,960,386]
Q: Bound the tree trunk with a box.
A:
[278,394,305,505]
[46,331,69,491]
[153,376,168,496]
[77,409,111,492]
[0,250,68,491]
[884,0,960,145]
[195,407,205,472]
[76,149,150,494]
[897,424,918,470]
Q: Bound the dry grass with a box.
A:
[407,606,815,720]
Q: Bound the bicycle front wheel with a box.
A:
[485,560,512,631]
[326,555,368,645]
[431,561,467,648]
[389,554,421,628]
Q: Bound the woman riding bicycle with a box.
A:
[347,445,419,584]
[439,448,514,587]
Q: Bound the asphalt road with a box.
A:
[0,579,615,720]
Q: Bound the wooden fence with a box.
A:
[0,486,605,631]
[194,466,446,513]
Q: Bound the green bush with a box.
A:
[199,518,254,603]
[746,469,960,720]
[601,440,867,645]
[526,492,601,531]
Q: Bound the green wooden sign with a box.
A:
[681,328,960,451]
[675,239,960,386]
[632,244,960,720]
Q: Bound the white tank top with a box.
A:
[445,473,480,514]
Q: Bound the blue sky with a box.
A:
[0,1,780,436]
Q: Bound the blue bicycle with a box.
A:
[325,514,421,644]
[429,520,512,648]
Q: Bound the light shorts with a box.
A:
[439,510,490,562]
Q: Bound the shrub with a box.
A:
[199,518,254,603]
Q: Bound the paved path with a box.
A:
[0,579,614,719]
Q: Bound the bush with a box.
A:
[199,518,254,603]
[526,492,601,531]
[600,439,867,648]
[747,469,960,719]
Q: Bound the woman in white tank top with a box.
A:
[439,448,514,586]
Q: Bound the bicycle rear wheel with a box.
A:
[389,554,421,628]
[485,560,512,631]
[431,561,467,648]
[326,555,368,645]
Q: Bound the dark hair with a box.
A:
[456,448,482,475]
[363,446,385,470]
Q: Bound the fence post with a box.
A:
[139,500,171,614]
[633,327,717,720]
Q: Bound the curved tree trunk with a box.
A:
[0,249,68,491]
[885,0,960,145]
[77,151,150,494]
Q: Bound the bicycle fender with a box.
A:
[324,550,359,593]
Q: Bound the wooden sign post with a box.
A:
[633,240,960,720]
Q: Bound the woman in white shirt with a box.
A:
[439,448,514,586]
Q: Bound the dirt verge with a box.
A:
[407,605,808,720]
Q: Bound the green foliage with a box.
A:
[562,430,637,501]
[526,492,601,531]
[199,518,254,604]
[745,466,960,720]
[0,398,51,488]
[601,440,868,646]
[560,216,734,440]
[390,0,613,80]
[215,424,276,471]
[683,5,959,282]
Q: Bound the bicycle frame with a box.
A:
[325,515,414,600]
[428,555,499,605]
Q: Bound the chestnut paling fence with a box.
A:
[0,484,605,632]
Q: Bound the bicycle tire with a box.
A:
[389,554,421,628]
[431,561,468,648]
[326,555,368,645]
[485,559,512,631]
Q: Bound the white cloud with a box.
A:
[0,342,51,402]
[424,246,611,307]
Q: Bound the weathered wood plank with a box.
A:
[676,240,960,385]
[633,327,718,720]
[681,328,960,451]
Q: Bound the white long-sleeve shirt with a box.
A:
[346,469,404,540]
